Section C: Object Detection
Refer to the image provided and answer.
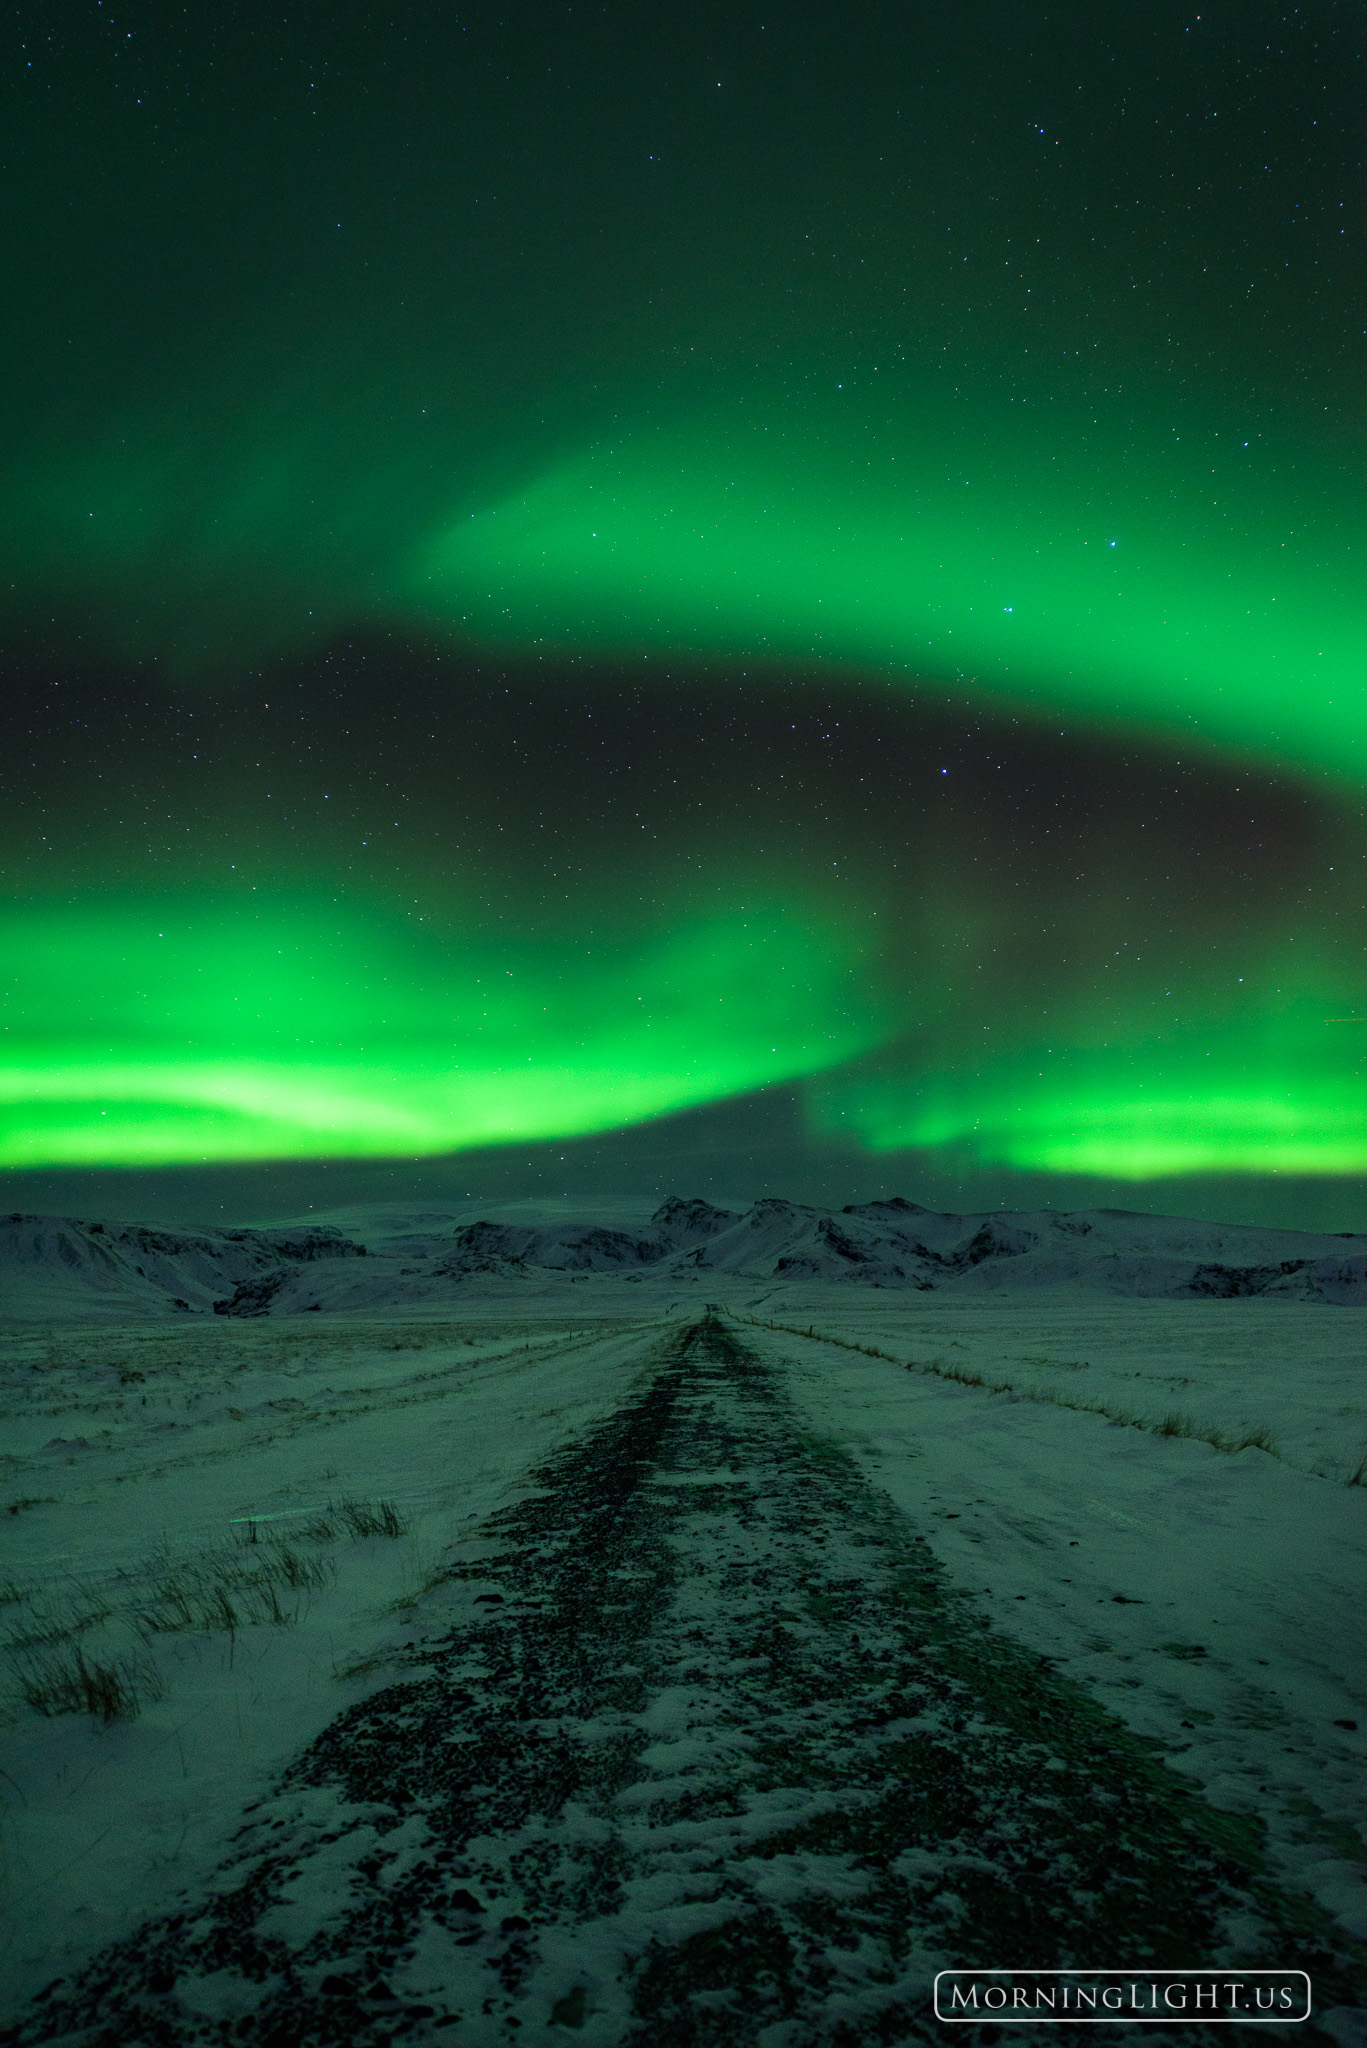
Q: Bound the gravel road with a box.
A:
[4,1316,1352,2047]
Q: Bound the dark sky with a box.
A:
[3,0,1366,1226]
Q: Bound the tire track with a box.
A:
[4,1317,1349,2046]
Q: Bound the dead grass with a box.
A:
[747,1315,1291,1472]
[2,1495,411,1721]
[4,1587,112,1652]
[332,1496,408,1538]
[15,1645,164,1723]
[130,1540,334,1638]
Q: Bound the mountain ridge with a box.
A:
[5,1197,1366,1319]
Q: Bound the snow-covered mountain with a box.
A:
[0,1216,368,1320]
[5,1193,1367,1318]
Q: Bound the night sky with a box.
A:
[4,0,1366,1224]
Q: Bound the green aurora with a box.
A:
[11,369,1365,782]
[4,820,1363,1176]
[0,897,879,1168]
[4,2,1365,1193]
[406,380,1367,784]
[814,1021,1367,1180]
[5,375,1366,1179]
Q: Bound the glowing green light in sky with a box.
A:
[8,8,1367,1197]
[8,370,1367,783]
[0,897,881,1167]
[813,1016,1367,1178]
[6,893,1364,1178]
[406,387,1367,781]
[8,375,1367,1178]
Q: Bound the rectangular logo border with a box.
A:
[932,1968,1313,2025]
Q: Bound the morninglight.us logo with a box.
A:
[933,1970,1312,2024]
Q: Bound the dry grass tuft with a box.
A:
[294,1496,409,1542]
[131,1536,335,1638]
[333,1496,408,1539]
[3,1491,410,1720]
[1226,1423,1279,1456]
[16,1645,163,1723]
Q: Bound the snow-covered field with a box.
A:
[770,1302,1367,1929]
[2,1201,1365,2042]
[0,1309,647,2010]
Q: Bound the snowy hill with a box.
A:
[5,1194,1367,1319]
[0,1215,368,1320]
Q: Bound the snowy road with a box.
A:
[4,1314,1353,2047]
